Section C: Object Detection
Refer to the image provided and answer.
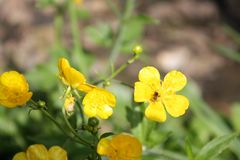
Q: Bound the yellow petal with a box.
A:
[0,71,29,93]
[82,88,116,119]
[12,152,27,160]
[0,71,32,108]
[26,144,48,160]
[83,103,97,117]
[58,58,86,88]
[134,82,153,102]
[138,66,160,83]
[110,134,142,160]
[64,67,86,88]
[97,105,113,119]
[163,95,189,117]
[97,138,114,157]
[77,83,95,93]
[162,70,187,92]
[145,102,166,122]
[48,146,68,160]
[0,92,32,108]
[58,58,70,77]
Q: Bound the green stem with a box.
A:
[54,9,64,48]
[40,108,69,138]
[62,107,92,147]
[106,0,121,18]
[76,100,85,125]
[68,2,87,74]
[29,100,90,146]
[95,53,139,85]
[73,89,85,125]
[106,0,135,73]
[145,121,157,141]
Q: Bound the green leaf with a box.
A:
[230,103,240,132]
[195,133,238,160]
[126,104,144,128]
[212,43,240,63]
[185,137,194,160]
[183,81,240,158]
[85,23,113,47]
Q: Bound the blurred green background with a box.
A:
[1,0,240,159]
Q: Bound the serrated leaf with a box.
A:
[195,133,238,160]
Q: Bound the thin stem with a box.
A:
[29,100,90,146]
[40,108,69,138]
[106,0,135,73]
[145,121,157,141]
[76,100,85,125]
[73,89,85,125]
[68,2,87,74]
[62,107,92,147]
[95,54,139,85]
[106,0,121,18]
[54,9,64,48]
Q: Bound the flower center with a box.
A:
[151,91,159,102]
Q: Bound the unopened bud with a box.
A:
[38,101,46,108]
[88,117,99,127]
[64,96,75,113]
[133,45,143,55]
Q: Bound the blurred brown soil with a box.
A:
[0,0,240,113]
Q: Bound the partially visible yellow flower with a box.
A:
[73,0,83,5]
[0,71,32,108]
[97,133,142,160]
[12,144,68,160]
[64,96,75,113]
[58,58,95,92]
[134,66,189,122]
[83,88,116,119]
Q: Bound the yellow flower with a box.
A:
[58,58,94,92]
[134,66,189,122]
[83,88,116,119]
[73,0,83,5]
[97,133,142,160]
[58,58,116,119]
[12,144,68,160]
[0,71,32,108]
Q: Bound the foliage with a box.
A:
[0,0,240,160]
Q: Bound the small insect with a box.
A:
[152,91,159,101]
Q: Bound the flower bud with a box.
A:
[133,45,143,55]
[38,101,46,108]
[88,117,99,127]
[64,96,75,113]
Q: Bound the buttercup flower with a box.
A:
[97,133,142,160]
[12,144,68,160]
[83,88,116,119]
[134,66,189,122]
[58,58,116,119]
[0,71,32,108]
